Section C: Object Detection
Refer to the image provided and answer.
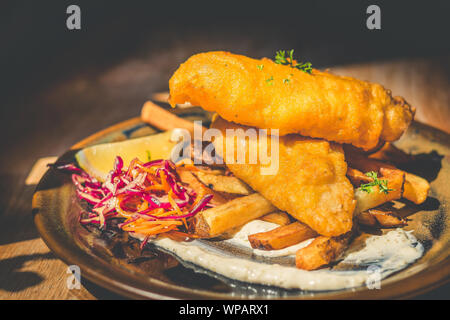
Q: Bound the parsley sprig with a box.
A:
[358,171,394,194]
[265,76,274,85]
[274,50,313,74]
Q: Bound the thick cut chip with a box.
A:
[169,51,414,150]
[211,117,355,237]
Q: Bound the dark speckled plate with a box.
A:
[32,107,450,299]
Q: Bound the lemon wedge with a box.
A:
[75,130,179,181]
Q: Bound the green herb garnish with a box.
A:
[274,49,313,74]
[283,73,294,84]
[358,171,394,194]
[257,64,264,70]
[265,76,274,85]
[146,150,152,162]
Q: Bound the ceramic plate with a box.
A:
[32,107,450,299]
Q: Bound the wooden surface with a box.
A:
[0,56,449,299]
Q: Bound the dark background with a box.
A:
[3,1,450,98]
[1,0,450,165]
[0,0,449,299]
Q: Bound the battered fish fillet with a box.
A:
[169,51,415,151]
[211,117,356,237]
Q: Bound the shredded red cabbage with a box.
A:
[57,157,213,239]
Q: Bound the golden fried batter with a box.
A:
[169,51,414,151]
[211,117,356,237]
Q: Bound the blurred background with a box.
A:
[0,0,449,299]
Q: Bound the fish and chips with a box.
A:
[72,50,430,273]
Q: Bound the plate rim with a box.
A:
[32,118,450,299]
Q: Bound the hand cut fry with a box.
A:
[357,208,407,228]
[193,193,276,238]
[216,211,291,240]
[178,169,234,207]
[403,173,430,205]
[347,150,429,205]
[346,167,372,186]
[219,211,291,239]
[370,143,431,204]
[141,100,206,135]
[348,166,412,222]
[295,232,352,270]
[260,211,291,226]
[248,222,317,251]
[353,167,405,213]
[141,101,227,167]
[346,152,406,212]
[194,171,253,195]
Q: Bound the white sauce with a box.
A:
[341,228,423,270]
[138,220,424,291]
[224,220,314,257]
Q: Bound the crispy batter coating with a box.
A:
[211,117,356,237]
[169,51,414,150]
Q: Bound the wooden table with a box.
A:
[0,53,449,299]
